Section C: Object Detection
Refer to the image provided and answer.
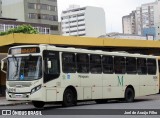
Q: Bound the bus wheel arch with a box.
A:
[62,86,77,107]
[32,101,45,108]
[124,85,135,102]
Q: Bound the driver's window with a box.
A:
[45,58,59,74]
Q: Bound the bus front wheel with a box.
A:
[125,87,135,102]
[32,101,45,108]
[62,89,76,107]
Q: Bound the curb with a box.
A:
[0,101,31,106]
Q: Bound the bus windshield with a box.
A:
[8,56,42,81]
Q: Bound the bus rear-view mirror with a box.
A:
[47,61,51,69]
[1,57,7,73]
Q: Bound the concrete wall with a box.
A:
[2,0,25,21]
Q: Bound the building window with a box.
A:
[48,0,57,2]
[78,34,85,36]
[46,28,50,34]
[0,24,5,32]
[28,13,37,19]
[28,3,57,11]
[40,14,48,20]
[40,4,48,10]
[78,24,85,27]
[49,6,57,11]
[49,15,58,21]
[77,14,84,17]
[78,29,85,32]
[50,25,58,31]
[28,3,36,9]
[78,19,84,22]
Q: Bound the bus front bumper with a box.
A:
[6,89,44,101]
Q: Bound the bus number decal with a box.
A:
[117,76,124,86]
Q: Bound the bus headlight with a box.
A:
[31,84,41,94]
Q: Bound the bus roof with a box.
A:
[8,44,157,59]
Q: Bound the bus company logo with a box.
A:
[67,74,70,79]
[2,110,12,115]
[117,76,124,86]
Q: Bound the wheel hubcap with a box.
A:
[67,93,72,103]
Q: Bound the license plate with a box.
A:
[15,94,23,98]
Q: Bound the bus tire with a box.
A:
[32,101,45,108]
[95,99,108,104]
[125,87,135,102]
[62,88,76,107]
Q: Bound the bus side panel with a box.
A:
[56,88,65,101]
[124,75,140,97]
[46,89,57,101]
[102,74,124,98]
[139,75,156,96]
[90,74,102,99]
[59,73,84,100]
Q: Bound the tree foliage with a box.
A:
[0,25,38,36]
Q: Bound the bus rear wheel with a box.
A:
[62,89,76,107]
[125,87,135,102]
[32,101,45,108]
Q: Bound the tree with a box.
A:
[0,25,38,36]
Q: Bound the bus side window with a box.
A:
[102,56,113,74]
[77,53,89,73]
[62,53,76,73]
[126,57,137,74]
[137,58,147,75]
[147,59,157,75]
[90,55,102,74]
[114,56,126,74]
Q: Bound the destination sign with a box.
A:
[9,47,40,55]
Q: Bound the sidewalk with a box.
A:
[0,97,29,106]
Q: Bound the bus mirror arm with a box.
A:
[1,57,7,74]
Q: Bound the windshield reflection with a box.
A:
[8,56,42,81]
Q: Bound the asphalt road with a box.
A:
[0,94,160,118]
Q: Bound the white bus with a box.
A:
[1,44,159,108]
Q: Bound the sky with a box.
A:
[57,0,156,33]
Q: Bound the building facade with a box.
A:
[0,18,53,34]
[99,32,152,40]
[154,0,160,39]
[135,2,156,35]
[122,1,160,38]
[0,0,59,34]
[122,11,136,34]
[155,23,160,40]
[142,27,156,39]
[61,5,106,37]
